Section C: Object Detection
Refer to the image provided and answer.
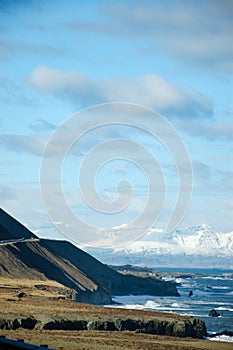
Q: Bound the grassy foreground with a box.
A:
[0,278,232,350]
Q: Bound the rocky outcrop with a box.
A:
[0,319,20,330]
[0,315,207,339]
[0,317,36,330]
[43,319,87,330]
[208,330,233,338]
[73,286,112,305]
[208,309,220,317]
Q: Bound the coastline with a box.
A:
[0,278,232,349]
[109,267,233,342]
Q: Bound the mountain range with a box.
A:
[86,225,233,269]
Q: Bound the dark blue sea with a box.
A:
[110,268,233,342]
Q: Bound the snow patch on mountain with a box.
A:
[86,225,233,268]
[114,224,233,256]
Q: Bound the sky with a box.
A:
[0,0,232,248]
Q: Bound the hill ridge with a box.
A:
[0,208,37,241]
[0,208,179,304]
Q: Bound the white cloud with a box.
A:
[28,66,87,93]
[105,1,233,71]
[28,66,212,118]
[65,1,233,72]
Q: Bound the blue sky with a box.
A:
[0,0,232,247]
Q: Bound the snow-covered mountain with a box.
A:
[86,225,233,268]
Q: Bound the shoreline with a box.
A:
[0,278,232,349]
[108,267,233,340]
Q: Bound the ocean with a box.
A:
[110,268,233,343]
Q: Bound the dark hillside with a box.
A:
[0,208,37,240]
[43,239,179,297]
[0,208,179,303]
[0,240,110,304]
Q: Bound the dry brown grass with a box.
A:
[0,277,64,288]
[0,277,69,302]
[1,329,232,350]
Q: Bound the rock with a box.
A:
[43,319,87,330]
[192,318,207,338]
[155,320,166,335]
[87,320,117,331]
[208,329,233,338]
[115,318,143,332]
[74,286,112,305]
[0,319,20,330]
[164,321,173,336]
[136,320,169,336]
[221,330,233,337]
[34,284,48,291]
[208,309,220,317]
[173,320,186,337]
[175,275,193,279]
[115,317,207,339]
[17,292,27,298]
[21,317,37,329]
[183,320,195,338]
[0,314,208,339]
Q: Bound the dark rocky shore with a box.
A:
[0,314,207,339]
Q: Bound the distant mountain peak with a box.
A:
[183,224,215,235]
[86,224,233,268]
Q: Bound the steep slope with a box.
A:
[0,240,110,304]
[0,241,46,280]
[0,208,179,303]
[43,239,179,296]
[0,208,37,241]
